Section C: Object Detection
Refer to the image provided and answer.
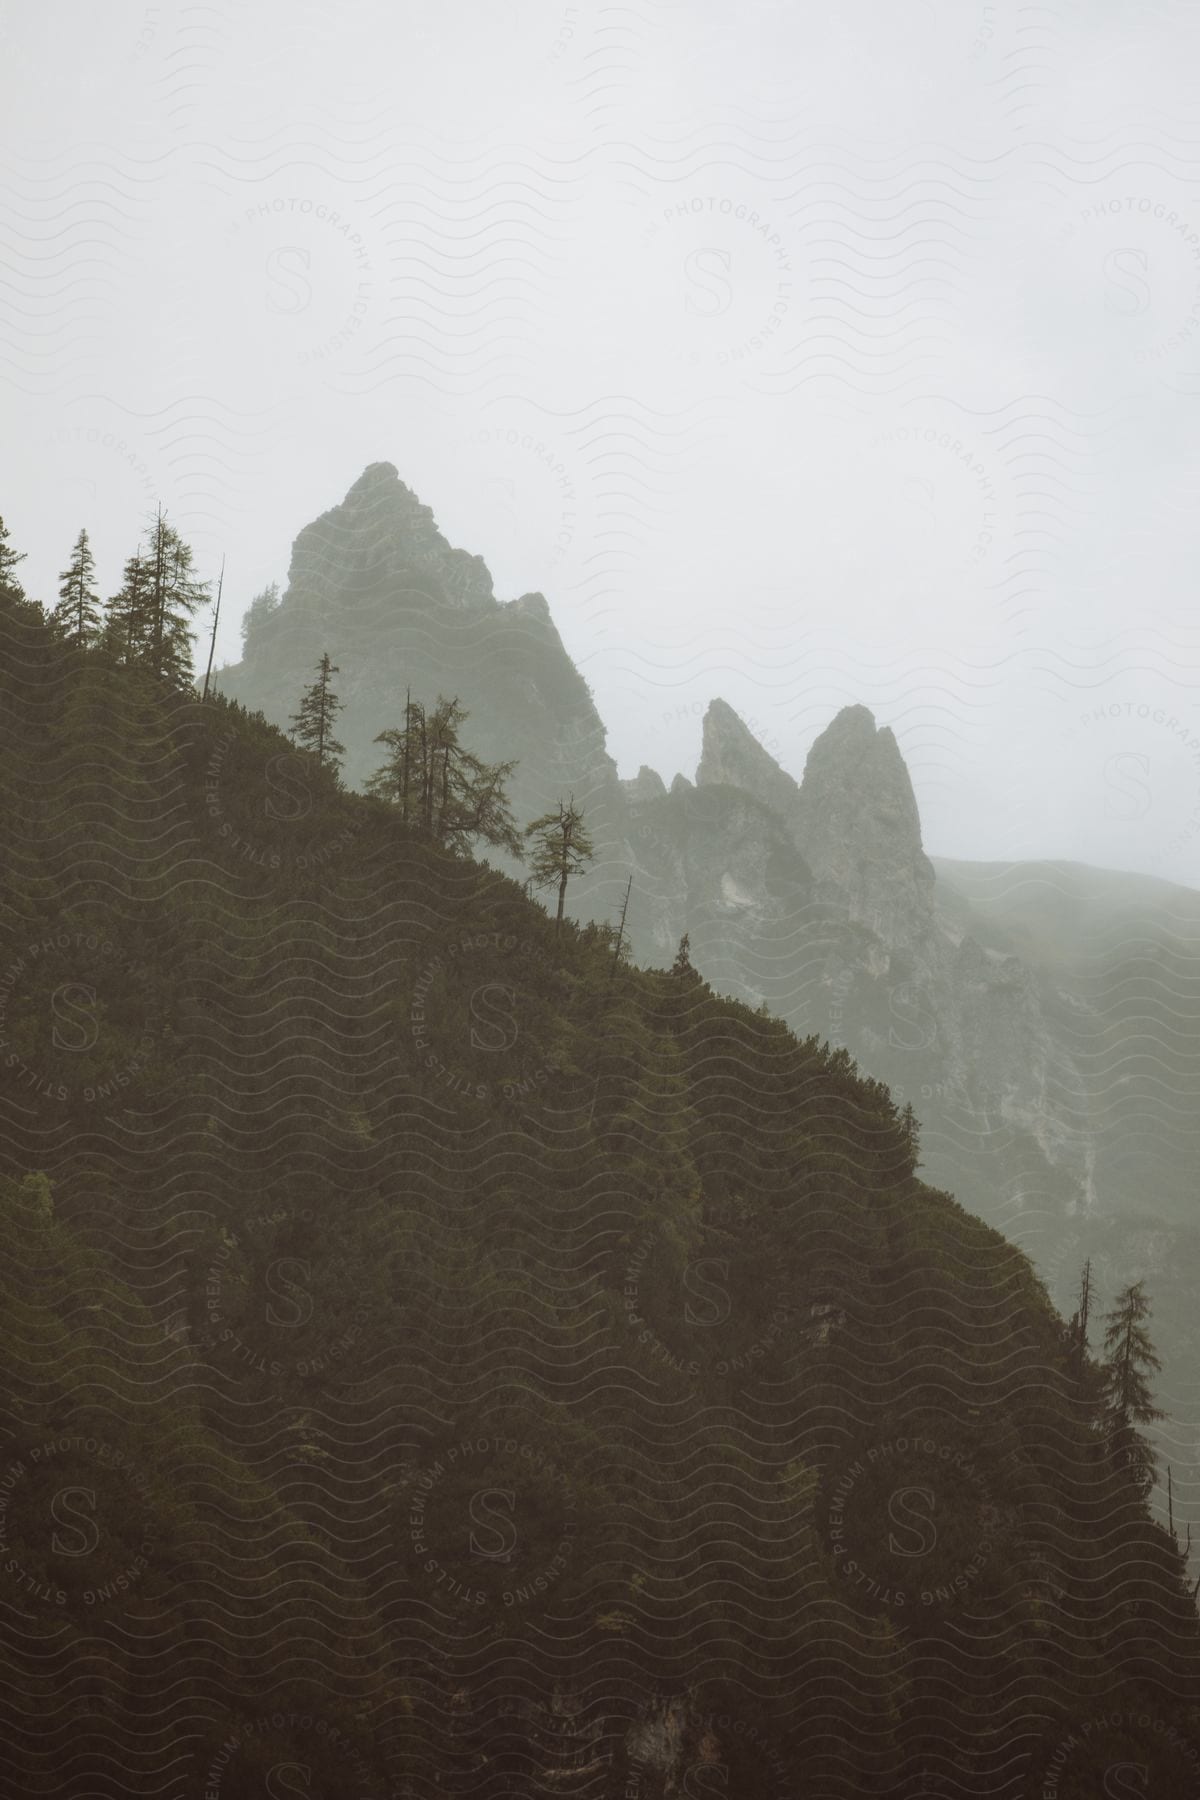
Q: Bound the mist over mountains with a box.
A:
[3,472,1200,1794]
[10,0,1200,1788]
[218,462,1200,1554]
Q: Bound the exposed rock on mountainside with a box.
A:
[217,462,1191,1272]
[212,464,1200,1557]
[687,697,1096,1226]
[222,462,626,914]
[217,468,1092,1225]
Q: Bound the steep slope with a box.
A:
[212,466,1199,1560]
[212,464,1196,1251]
[2,584,1198,1796]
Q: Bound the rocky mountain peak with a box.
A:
[244,465,495,663]
[218,466,617,869]
[793,704,935,940]
[348,458,400,490]
[696,698,803,827]
[622,765,668,804]
[797,705,922,843]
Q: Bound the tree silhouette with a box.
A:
[368,692,520,855]
[146,509,210,684]
[0,514,27,603]
[51,528,102,648]
[102,550,151,664]
[524,797,595,934]
[671,933,697,979]
[1101,1279,1164,1491]
[291,651,346,773]
[1067,1257,1093,1375]
[101,511,209,683]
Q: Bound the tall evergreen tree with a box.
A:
[291,651,346,773]
[524,796,595,934]
[1101,1279,1164,1490]
[102,550,151,664]
[148,511,209,686]
[367,689,419,822]
[368,692,520,855]
[51,528,102,648]
[100,513,208,683]
[671,933,697,979]
[0,514,28,603]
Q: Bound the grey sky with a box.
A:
[4,0,1200,886]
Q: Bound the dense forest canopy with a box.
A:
[0,515,1198,1796]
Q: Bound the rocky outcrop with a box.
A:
[213,466,1107,1227]
[214,462,1200,1570]
[219,464,626,919]
[793,704,937,947]
[696,696,804,829]
[688,697,1095,1224]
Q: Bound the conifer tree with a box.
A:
[1101,1279,1164,1490]
[100,513,208,683]
[148,511,209,686]
[0,514,28,603]
[524,797,595,934]
[899,1100,921,1166]
[369,692,520,855]
[671,932,697,979]
[102,550,151,664]
[367,689,420,822]
[291,651,346,773]
[51,528,102,648]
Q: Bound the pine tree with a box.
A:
[899,1100,921,1167]
[671,933,697,979]
[102,550,152,664]
[427,695,520,856]
[1101,1279,1164,1490]
[524,797,595,934]
[367,691,419,821]
[101,513,209,683]
[368,692,520,855]
[149,512,209,686]
[291,651,346,773]
[0,514,28,603]
[51,528,102,648]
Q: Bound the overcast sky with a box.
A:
[5,0,1200,886]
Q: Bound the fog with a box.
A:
[5,0,1200,886]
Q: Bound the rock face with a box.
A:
[793,704,936,944]
[697,696,805,829]
[281,460,497,617]
[686,698,1091,1233]
[220,463,626,919]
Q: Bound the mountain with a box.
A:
[220,461,630,920]
[215,464,1200,1563]
[2,574,1199,1796]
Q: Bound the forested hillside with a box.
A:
[2,531,1199,1797]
